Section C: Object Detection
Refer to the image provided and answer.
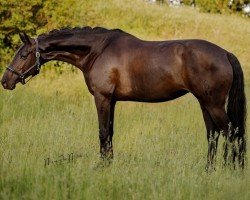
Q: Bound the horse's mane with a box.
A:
[38,26,125,39]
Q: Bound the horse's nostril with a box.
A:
[1,78,8,88]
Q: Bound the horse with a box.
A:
[1,27,246,169]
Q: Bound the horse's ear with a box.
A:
[19,32,32,44]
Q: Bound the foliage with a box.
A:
[194,0,229,13]
[190,0,250,13]
[157,0,250,13]
[0,0,79,71]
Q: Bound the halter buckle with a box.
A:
[36,52,40,58]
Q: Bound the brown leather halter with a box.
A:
[6,38,41,85]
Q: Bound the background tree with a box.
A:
[0,0,79,71]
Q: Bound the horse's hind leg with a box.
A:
[200,104,219,171]
[204,105,237,167]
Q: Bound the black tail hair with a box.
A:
[227,52,247,167]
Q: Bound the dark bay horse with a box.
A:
[1,27,246,169]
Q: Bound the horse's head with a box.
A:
[1,33,41,90]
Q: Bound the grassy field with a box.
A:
[0,0,250,199]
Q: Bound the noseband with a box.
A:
[6,38,41,85]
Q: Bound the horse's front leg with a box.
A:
[94,93,116,161]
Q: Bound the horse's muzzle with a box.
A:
[1,77,16,90]
[1,78,8,89]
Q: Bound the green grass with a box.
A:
[0,0,250,199]
[0,72,249,200]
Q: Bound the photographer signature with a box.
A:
[44,152,84,167]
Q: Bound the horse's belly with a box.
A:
[128,89,188,102]
[114,81,188,102]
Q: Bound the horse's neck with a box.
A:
[39,34,108,71]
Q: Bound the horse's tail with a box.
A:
[227,52,247,167]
